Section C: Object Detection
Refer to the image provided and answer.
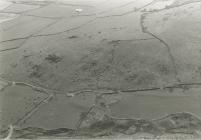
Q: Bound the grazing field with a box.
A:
[1,0,201,139]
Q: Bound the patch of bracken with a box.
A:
[45,54,62,63]
[68,35,79,39]
[29,64,43,78]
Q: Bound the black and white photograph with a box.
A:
[1,0,201,139]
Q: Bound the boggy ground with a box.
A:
[1,0,201,139]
